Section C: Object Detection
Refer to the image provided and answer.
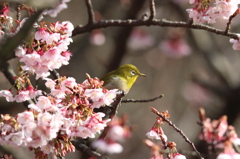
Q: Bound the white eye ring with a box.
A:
[131,70,136,76]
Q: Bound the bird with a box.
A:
[101,64,146,94]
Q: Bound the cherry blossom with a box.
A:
[230,35,240,50]
[0,90,14,102]
[146,130,161,140]
[187,0,240,24]
[15,21,74,79]
[0,75,116,158]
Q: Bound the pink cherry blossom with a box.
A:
[35,27,50,41]
[73,126,95,138]
[1,124,12,135]
[45,78,56,89]
[59,21,74,36]
[103,89,118,105]
[15,46,26,57]
[84,112,110,134]
[230,35,240,50]
[41,144,55,154]
[45,33,61,45]
[84,89,104,102]
[15,90,30,102]
[22,122,37,139]
[17,111,35,124]
[5,131,24,146]
[146,130,161,140]
[187,0,240,24]
[0,75,116,158]
[36,96,53,110]
[0,90,14,102]
[16,21,74,79]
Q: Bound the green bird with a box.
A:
[101,64,146,94]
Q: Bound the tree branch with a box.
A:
[225,8,240,34]
[148,0,156,20]
[85,0,95,25]
[150,107,204,159]
[72,18,239,39]
[122,94,164,103]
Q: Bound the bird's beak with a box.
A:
[138,73,146,77]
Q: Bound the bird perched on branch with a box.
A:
[94,64,145,118]
[101,64,146,94]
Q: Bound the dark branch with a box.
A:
[109,91,125,119]
[122,94,164,103]
[150,107,204,159]
[225,8,240,34]
[85,0,95,25]
[148,0,156,20]
[72,18,239,39]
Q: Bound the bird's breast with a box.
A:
[103,76,129,94]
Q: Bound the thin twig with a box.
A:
[72,18,239,39]
[225,8,240,34]
[122,94,164,103]
[150,107,204,159]
[85,0,95,24]
[148,0,156,20]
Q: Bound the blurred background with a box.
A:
[1,0,240,158]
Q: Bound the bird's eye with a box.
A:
[130,70,136,76]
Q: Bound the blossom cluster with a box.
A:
[92,115,132,154]
[187,0,240,24]
[15,21,74,79]
[145,111,186,159]
[198,108,240,159]
[0,3,74,79]
[0,5,21,37]
[0,75,118,158]
[0,76,42,103]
